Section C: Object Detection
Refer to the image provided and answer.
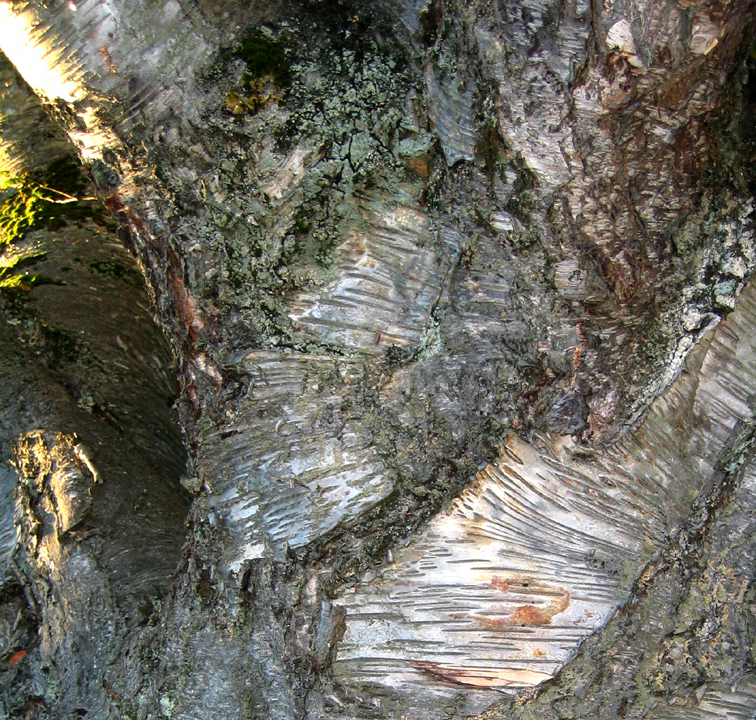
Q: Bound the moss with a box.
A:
[0,159,112,294]
[0,177,58,248]
[223,32,291,116]
[0,272,58,292]
[234,31,290,90]
[225,85,280,115]
[0,250,46,272]
[0,162,108,250]
[0,251,59,293]
[89,259,124,277]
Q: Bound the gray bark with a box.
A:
[0,0,755,718]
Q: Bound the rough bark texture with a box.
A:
[0,0,755,718]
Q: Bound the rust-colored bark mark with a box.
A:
[594,246,638,306]
[410,659,467,686]
[407,154,431,179]
[509,604,554,626]
[475,583,570,628]
[98,46,117,74]
[600,54,638,110]
[105,190,222,351]
[573,322,588,374]
[475,614,508,629]
[490,576,509,592]
[586,389,619,443]
[8,650,27,666]
[166,264,202,343]
[672,123,706,179]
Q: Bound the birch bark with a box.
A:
[1,1,755,718]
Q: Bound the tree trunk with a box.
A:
[1,0,755,718]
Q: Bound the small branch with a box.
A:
[34,183,97,204]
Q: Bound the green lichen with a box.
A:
[718,416,756,480]
[168,9,423,359]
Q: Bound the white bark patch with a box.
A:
[13,433,102,545]
[474,23,574,189]
[606,19,645,68]
[606,19,636,55]
[0,4,83,103]
[200,353,391,569]
[424,65,476,166]
[331,279,756,714]
[262,146,315,201]
[0,3,121,162]
[554,257,587,300]
[333,433,642,705]
[228,542,265,575]
[289,204,446,353]
[192,352,222,385]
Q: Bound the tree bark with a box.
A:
[1,0,755,718]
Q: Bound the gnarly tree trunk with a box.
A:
[0,52,188,716]
[1,1,755,718]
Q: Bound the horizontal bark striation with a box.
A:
[479,425,756,719]
[199,352,389,565]
[288,204,444,351]
[323,279,756,718]
[6,0,754,570]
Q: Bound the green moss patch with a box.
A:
[222,31,292,116]
[0,177,58,249]
[233,31,290,90]
[0,247,58,293]
[0,158,111,293]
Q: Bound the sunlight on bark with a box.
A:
[0,3,81,103]
[0,3,118,163]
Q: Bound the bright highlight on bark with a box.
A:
[0,4,81,103]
